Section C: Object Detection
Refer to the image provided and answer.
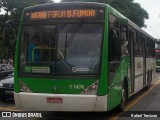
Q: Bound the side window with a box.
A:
[147,39,151,57]
[134,33,139,56]
[109,28,121,62]
[120,25,127,39]
[108,14,121,85]
[151,41,155,57]
[146,39,149,56]
[140,37,145,56]
[109,14,121,62]
[109,14,119,28]
[139,36,143,56]
[129,30,134,55]
[120,25,129,56]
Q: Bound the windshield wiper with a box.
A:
[65,21,83,47]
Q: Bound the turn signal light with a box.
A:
[81,80,98,95]
[19,80,31,92]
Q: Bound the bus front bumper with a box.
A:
[14,92,107,111]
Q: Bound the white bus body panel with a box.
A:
[146,58,156,82]
[14,93,107,111]
[134,57,156,94]
[134,75,144,93]
[134,57,144,93]
[146,58,155,72]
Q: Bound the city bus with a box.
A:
[11,2,156,111]
[155,49,160,71]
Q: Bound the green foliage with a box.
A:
[0,0,53,60]
[2,0,53,19]
[62,0,149,28]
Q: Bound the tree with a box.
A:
[62,0,149,28]
[0,0,53,60]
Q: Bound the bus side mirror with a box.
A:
[4,19,20,47]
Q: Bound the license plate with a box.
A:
[5,90,13,95]
[47,97,63,104]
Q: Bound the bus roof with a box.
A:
[108,4,155,41]
[24,2,106,11]
[128,20,155,41]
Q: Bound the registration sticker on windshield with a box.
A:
[32,66,50,73]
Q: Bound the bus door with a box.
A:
[108,27,121,110]
[128,29,135,94]
[134,34,145,93]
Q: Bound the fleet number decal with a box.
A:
[69,84,84,90]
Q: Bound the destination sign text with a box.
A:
[26,9,103,20]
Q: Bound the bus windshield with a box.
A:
[19,23,103,75]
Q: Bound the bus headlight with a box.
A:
[81,80,98,95]
[19,80,31,92]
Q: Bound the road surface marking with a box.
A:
[7,107,16,109]
[109,79,160,120]
[0,107,21,111]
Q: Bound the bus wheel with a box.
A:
[118,85,127,112]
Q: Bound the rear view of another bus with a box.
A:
[155,49,160,71]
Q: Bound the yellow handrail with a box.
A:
[32,47,65,62]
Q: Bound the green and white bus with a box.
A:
[12,2,156,111]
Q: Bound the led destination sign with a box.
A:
[25,9,104,20]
